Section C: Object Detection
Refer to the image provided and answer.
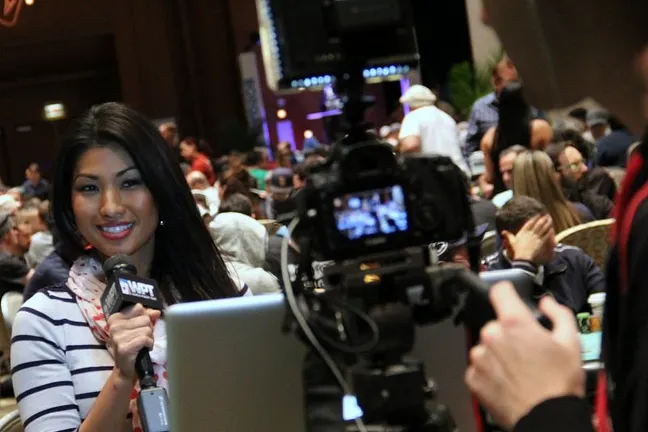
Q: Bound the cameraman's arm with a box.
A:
[514,397,594,432]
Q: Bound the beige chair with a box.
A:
[0,410,22,432]
[555,219,615,271]
[480,231,498,259]
[0,292,21,376]
[1,293,22,332]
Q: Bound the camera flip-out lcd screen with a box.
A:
[333,185,408,240]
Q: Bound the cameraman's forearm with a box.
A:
[80,369,133,432]
[513,396,594,432]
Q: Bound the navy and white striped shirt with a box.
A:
[11,286,124,431]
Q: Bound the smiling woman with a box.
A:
[71,147,159,275]
[10,102,242,432]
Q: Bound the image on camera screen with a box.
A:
[334,185,408,240]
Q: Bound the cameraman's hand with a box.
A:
[107,304,161,382]
[465,283,584,430]
[502,215,552,262]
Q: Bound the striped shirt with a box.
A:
[11,285,121,432]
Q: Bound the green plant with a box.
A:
[449,51,505,120]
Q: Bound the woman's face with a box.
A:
[71,146,159,262]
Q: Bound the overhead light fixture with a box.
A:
[304,130,314,139]
[277,109,287,120]
[25,0,34,6]
[43,102,67,121]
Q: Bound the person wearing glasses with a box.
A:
[0,212,33,297]
[546,142,614,220]
[466,0,648,431]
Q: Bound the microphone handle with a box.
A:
[135,348,157,389]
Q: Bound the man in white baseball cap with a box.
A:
[398,85,469,174]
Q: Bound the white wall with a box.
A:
[464,0,501,67]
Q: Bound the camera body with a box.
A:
[297,138,472,262]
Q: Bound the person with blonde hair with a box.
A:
[512,151,592,233]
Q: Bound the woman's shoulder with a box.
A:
[530,118,553,135]
[16,285,84,331]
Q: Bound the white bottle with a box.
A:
[588,292,606,318]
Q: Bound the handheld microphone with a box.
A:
[101,255,170,432]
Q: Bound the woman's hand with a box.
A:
[107,304,161,382]
[465,283,584,430]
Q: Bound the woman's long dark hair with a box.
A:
[491,81,532,194]
[52,102,239,303]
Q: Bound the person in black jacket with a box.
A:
[467,0,648,431]
[484,196,604,314]
[23,243,72,302]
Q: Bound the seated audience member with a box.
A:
[25,201,54,269]
[567,107,588,133]
[564,142,618,201]
[218,193,254,218]
[15,205,46,235]
[11,212,33,257]
[553,119,596,165]
[0,213,33,297]
[187,171,220,213]
[22,197,42,210]
[179,136,216,184]
[6,188,23,208]
[219,171,257,199]
[245,150,268,190]
[0,195,19,215]
[210,212,280,295]
[265,168,294,219]
[491,145,527,208]
[483,196,604,313]
[303,146,328,166]
[595,115,637,168]
[275,141,295,168]
[23,243,73,302]
[585,109,611,144]
[186,170,211,190]
[293,164,307,191]
[546,143,614,219]
[512,150,592,232]
[23,163,50,201]
[228,151,245,173]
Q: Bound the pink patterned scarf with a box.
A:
[67,256,168,432]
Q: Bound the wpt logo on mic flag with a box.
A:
[0,0,23,28]
[120,278,156,299]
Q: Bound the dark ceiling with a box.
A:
[0,34,116,88]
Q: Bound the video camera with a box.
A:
[257,1,495,431]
